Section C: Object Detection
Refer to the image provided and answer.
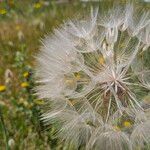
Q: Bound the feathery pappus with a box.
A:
[35,2,150,150]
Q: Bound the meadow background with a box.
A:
[0,0,149,150]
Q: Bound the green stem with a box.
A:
[0,106,9,150]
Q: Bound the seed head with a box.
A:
[35,3,150,150]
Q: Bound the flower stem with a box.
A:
[0,106,10,150]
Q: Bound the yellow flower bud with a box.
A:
[33,3,42,9]
[23,72,29,78]
[0,9,7,15]
[0,85,6,92]
[21,82,29,88]
[123,121,132,128]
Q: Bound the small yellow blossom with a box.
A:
[33,3,42,9]
[123,121,132,128]
[0,9,7,15]
[0,85,6,92]
[98,56,105,65]
[23,72,29,78]
[21,82,29,88]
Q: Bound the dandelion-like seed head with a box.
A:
[35,2,150,150]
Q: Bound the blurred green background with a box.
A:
[0,0,149,150]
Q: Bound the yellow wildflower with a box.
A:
[98,56,105,65]
[0,85,6,92]
[21,82,29,88]
[33,3,42,9]
[123,121,132,128]
[0,9,7,15]
[23,72,29,78]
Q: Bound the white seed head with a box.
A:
[35,3,150,150]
